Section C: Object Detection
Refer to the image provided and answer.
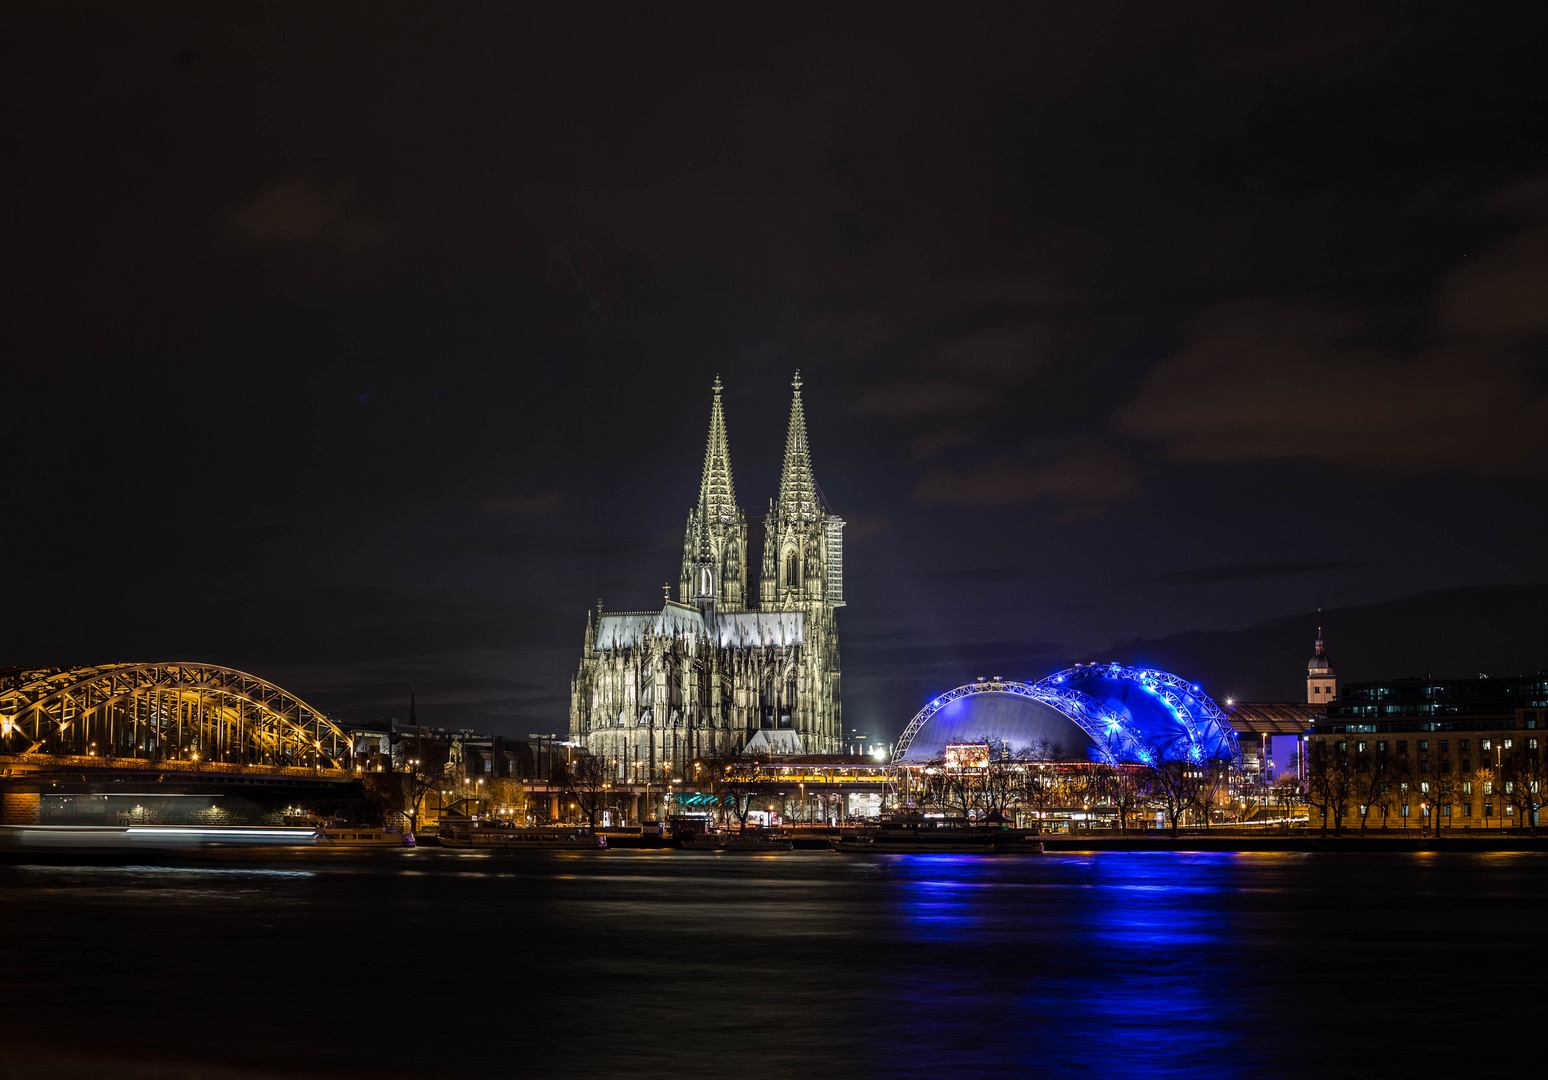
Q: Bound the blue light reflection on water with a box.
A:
[885,853,1267,1080]
[5,849,1546,1079]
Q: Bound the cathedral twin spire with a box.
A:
[699,375,738,526]
[682,372,839,615]
[776,372,821,522]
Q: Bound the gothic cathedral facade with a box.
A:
[569,374,844,777]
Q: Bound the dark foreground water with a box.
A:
[2,849,1544,1079]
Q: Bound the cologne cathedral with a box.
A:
[569,374,844,777]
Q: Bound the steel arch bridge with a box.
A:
[0,663,349,770]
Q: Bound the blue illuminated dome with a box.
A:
[895,666,1240,765]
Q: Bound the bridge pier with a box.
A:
[1,789,41,824]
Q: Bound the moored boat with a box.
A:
[315,824,413,846]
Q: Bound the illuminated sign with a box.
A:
[944,742,990,772]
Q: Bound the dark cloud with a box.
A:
[855,380,990,417]
[926,323,1052,379]
[447,534,657,559]
[1115,209,1548,473]
[231,178,385,249]
[916,439,1138,507]
[1096,583,1548,703]
[3,4,1548,739]
[1141,560,1372,586]
[483,492,564,516]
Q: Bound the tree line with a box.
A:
[1304,736,1547,836]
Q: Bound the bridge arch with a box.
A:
[0,663,349,770]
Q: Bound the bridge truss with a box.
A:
[0,663,349,770]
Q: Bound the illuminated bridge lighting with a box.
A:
[0,663,350,771]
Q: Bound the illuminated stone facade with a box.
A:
[569,375,844,778]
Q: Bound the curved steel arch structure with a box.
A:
[893,679,1143,764]
[894,666,1242,766]
[1038,663,1241,764]
[0,663,349,770]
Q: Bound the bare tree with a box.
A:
[1109,766,1150,834]
[1306,740,1355,836]
[1271,773,1305,832]
[1013,738,1068,827]
[1409,747,1461,838]
[396,733,452,836]
[709,747,761,833]
[1068,762,1113,834]
[1145,757,1222,839]
[1499,740,1547,835]
[978,739,1021,823]
[558,750,607,831]
[1350,746,1406,835]
[1475,766,1498,828]
[1133,734,1224,839]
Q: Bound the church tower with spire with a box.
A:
[760,371,844,750]
[1307,627,1336,704]
[680,375,748,615]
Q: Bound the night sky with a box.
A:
[4,4,1548,739]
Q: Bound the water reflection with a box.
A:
[2,850,1543,1079]
[888,854,1263,1079]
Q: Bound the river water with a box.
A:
[2,849,1541,1078]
